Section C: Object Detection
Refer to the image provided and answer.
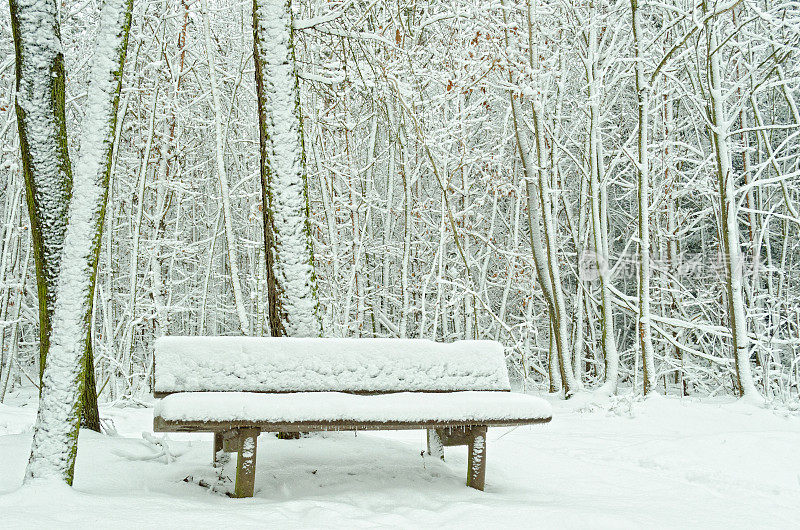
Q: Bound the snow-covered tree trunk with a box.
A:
[631,0,656,394]
[704,19,760,403]
[503,0,577,396]
[9,0,103,430]
[663,93,685,393]
[399,135,412,339]
[253,0,322,338]
[586,1,619,395]
[25,0,134,484]
[9,0,72,386]
[525,0,579,395]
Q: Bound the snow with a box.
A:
[2,390,799,527]
[154,336,511,393]
[253,0,322,337]
[155,391,551,424]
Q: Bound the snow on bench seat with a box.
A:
[154,336,511,394]
[154,391,551,426]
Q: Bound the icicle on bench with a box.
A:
[152,336,552,497]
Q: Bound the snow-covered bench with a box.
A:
[152,336,551,497]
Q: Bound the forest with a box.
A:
[2,0,795,404]
[0,0,799,517]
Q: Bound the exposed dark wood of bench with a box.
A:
[152,388,509,399]
[154,417,550,433]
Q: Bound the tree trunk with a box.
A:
[587,1,619,395]
[631,0,656,394]
[10,0,71,387]
[25,0,134,483]
[705,19,761,403]
[502,0,578,396]
[252,0,323,339]
[10,0,103,430]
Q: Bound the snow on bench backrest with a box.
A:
[154,336,511,394]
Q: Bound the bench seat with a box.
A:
[154,390,551,431]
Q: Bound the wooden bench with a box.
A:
[152,336,552,497]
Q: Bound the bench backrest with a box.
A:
[154,336,510,396]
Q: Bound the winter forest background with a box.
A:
[0,0,799,407]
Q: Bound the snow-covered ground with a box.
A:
[1,389,798,528]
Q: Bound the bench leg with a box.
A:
[427,429,445,460]
[213,432,224,467]
[467,426,487,491]
[234,428,260,498]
